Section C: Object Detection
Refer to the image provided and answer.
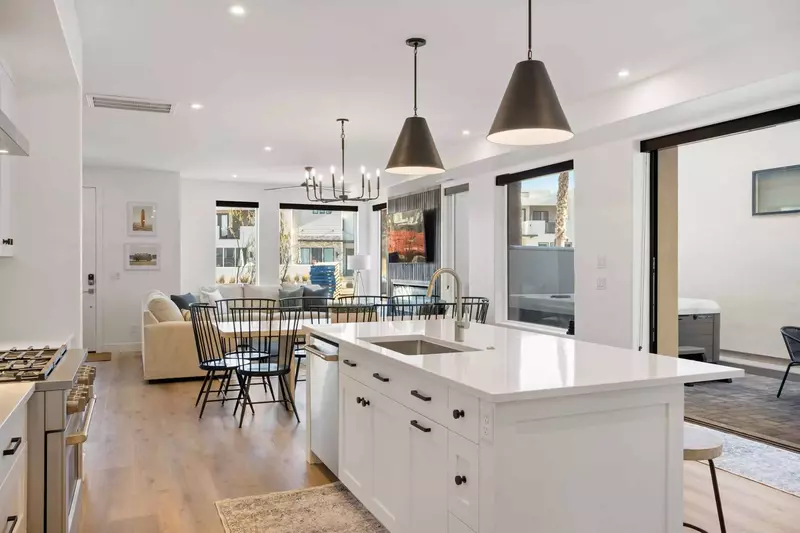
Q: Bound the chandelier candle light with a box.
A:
[305,118,380,203]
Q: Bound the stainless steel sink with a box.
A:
[367,339,468,355]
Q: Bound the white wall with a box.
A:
[678,121,800,359]
[83,166,181,351]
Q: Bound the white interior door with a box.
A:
[82,187,97,352]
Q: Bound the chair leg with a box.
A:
[262,376,268,393]
[777,362,796,398]
[294,356,302,388]
[246,375,256,415]
[265,375,276,402]
[199,370,216,419]
[195,372,210,407]
[281,374,301,424]
[709,460,726,533]
[220,370,232,406]
[233,371,245,417]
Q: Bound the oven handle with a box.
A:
[66,395,96,446]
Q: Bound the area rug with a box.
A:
[685,373,800,452]
[688,423,800,497]
[215,482,387,533]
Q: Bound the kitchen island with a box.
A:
[304,320,742,533]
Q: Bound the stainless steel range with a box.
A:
[0,344,95,533]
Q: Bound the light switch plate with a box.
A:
[597,255,607,269]
[596,277,607,290]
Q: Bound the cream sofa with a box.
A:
[141,284,283,381]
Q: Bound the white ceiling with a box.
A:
[77,0,800,184]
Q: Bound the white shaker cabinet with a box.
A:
[339,374,373,501]
[408,413,448,533]
[369,391,410,532]
[0,63,16,257]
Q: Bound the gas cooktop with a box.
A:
[0,345,68,382]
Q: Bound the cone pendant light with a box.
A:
[487,0,573,146]
[386,38,445,175]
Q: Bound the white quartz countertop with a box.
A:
[0,383,34,429]
[305,320,743,402]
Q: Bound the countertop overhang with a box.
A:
[304,320,743,402]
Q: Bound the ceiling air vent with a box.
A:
[86,94,174,114]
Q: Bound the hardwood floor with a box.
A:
[79,353,800,533]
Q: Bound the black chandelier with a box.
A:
[305,118,380,203]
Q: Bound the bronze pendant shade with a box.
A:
[385,38,445,175]
[487,0,573,146]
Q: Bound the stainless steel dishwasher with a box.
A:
[305,334,339,476]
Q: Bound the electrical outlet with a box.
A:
[596,277,607,290]
[480,405,494,443]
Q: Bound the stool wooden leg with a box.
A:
[708,460,727,533]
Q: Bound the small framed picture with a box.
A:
[128,202,157,236]
[124,243,160,271]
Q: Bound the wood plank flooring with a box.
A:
[79,353,800,533]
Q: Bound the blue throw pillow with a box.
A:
[278,285,304,307]
[302,285,331,309]
[170,293,197,311]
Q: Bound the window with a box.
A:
[279,204,358,287]
[506,165,575,330]
[215,202,258,284]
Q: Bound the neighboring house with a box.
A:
[215,208,257,283]
[281,209,356,281]
[519,189,574,247]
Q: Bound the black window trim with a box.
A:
[280,203,359,212]
[216,200,259,209]
[495,160,574,187]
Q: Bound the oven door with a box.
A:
[64,395,96,533]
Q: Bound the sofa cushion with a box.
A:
[170,293,197,311]
[278,285,304,307]
[217,284,244,299]
[243,284,280,302]
[148,296,184,322]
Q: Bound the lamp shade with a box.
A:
[385,116,445,175]
[487,59,573,146]
[348,254,370,271]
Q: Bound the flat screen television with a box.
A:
[388,209,428,263]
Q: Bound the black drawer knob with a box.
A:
[454,475,467,486]
[356,396,364,405]
[2,437,21,456]
[372,373,389,383]
[362,399,370,407]
[452,409,465,419]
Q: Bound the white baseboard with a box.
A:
[103,342,142,354]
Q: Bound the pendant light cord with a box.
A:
[340,119,346,178]
[527,0,532,60]
[413,43,419,116]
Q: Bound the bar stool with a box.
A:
[683,425,727,533]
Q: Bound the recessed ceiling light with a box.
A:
[618,69,630,78]
[229,5,246,16]
[190,103,204,110]
[462,130,470,136]
[0,149,8,154]
[232,174,238,178]
[264,146,273,152]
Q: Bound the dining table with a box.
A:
[213,318,324,406]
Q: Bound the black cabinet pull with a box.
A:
[454,475,467,486]
[410,420,431,433]
[343,359,357,367]
[452,409,465,419]
[372,373,389,383]
[356,396,364,405]
[5,516,18,533]
[2,437,21,457]
[410,390,431,402]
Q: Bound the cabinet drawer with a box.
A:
[448,433,479,531]
[396,370,449,426]
[446,388,479,443]
[0,403,26,489]
[339,349,374,386]
[0,444,26,533]
[449,513,476,533]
